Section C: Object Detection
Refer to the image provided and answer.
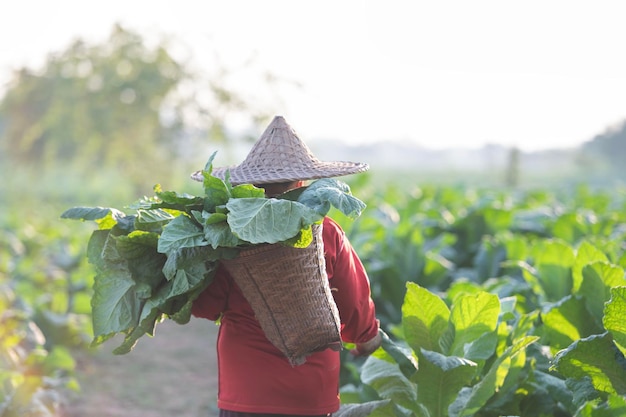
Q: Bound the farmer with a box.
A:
[191,115,381,417]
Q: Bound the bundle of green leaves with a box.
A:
[61,152,366,354]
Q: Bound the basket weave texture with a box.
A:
[221,224,342,366]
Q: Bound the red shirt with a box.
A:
[191,217,379,415]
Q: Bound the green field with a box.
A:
[2,23,626,416]
[2,160,626,416]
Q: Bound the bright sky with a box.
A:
[2,0,626,151]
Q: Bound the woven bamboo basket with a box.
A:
[221,224,342,366]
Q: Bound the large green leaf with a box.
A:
[360,356,419,414]
[111,253,216,354]
[111,304,162,355]
[402,282,450,353]
[566,377,600,409]
[532,240,575,301]
[114,230,159,260]
[510,310,539,342]
[203,221,242,249]
[604,287,626,353]
[231,183,266,198]
[89,234,151,343]
[166,250,215,298]
[379,330,418,380]
[134,208,174,231]
[580,262,626,323]
[525,370,574,415]
[422,251,454,288]
[137,188,204,212]
[449,335,539,417]
[502,232,528,261]
[446,292,500,360]
[334,400,397,417]
[552,212,590,244]
[203,174,231,212]
[494,322,530,400]
[473,237,508,283]
[226,198,322,244]
[168,276,215,325]
[519,261,546,301]
[120,244,166,299]
[541,295,603,351]
[297,178,366,219]
[60,206,125,222]
[553,333,626,396]
[154,188,204,207]
[157,215,206,254]
[573,241,609,293]
[89,228,168,352]
[413,349,477,417]
[482,207,513,232]
[574,395,626,417]
[198,151,230,211]
[86,229,110,267]
[90,265,140,345]
[116,232,167,298]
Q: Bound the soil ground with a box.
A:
[61,317,220,417]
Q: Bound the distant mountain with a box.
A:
[309,139,580,172]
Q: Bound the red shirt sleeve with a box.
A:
[191,264,231,321]
[322,217,379,344]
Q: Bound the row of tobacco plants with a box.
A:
[0,200,94,416]
[0,160,146,416]
[336,180,626,417]
[3,172,626,416]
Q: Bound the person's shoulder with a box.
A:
[323,216,344,232]
[321,217,345,254]
[322,216,346,241]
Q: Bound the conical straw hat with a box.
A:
[191,115,369,185]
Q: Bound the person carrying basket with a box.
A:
[191,115,381,417]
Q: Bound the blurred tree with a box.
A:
[0,24,276,189]
[582,119,626,175]
[0,24,188,183]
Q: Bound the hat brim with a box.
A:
[191,160,369,185]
